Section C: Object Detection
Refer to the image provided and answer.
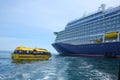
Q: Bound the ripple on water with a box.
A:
[0,54,119,80]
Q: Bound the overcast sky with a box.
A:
[0,0,120,53]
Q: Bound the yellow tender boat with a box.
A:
[11,46,51,61]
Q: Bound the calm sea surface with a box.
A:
[0,51,120,80]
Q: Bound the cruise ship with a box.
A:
[52,4,120,58]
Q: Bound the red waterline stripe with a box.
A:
[116,56,120,58]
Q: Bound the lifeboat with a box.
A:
[94,38,102,43]
[105,32,118,39]
[11,46,51,61]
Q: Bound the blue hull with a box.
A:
[52,42,120,58]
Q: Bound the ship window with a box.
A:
[39,52,42,54]
[29,51,32,54]
[18,50,22,54]
[101,44,104,47]
[26,51,29,54]
[14,50,17,54]
[24,51,27,54]
[33,51,37,54]
[89,45,91,48]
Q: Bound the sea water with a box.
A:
[0,51,119,80]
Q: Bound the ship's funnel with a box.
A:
[99,4,106,12]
